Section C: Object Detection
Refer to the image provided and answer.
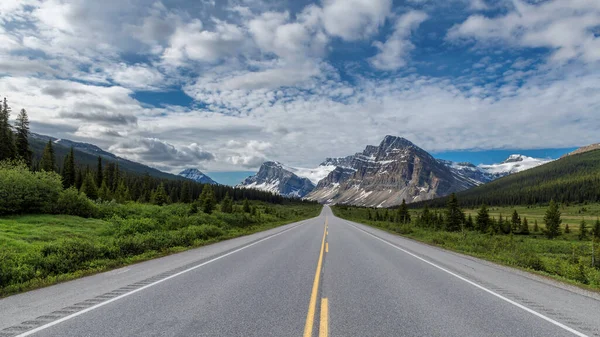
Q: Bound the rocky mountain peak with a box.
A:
[502,154,526,163]
[178,168,217,185]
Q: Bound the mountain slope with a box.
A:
[30,133,185,181]
[418,148,600,208]
[238,162,316,198]
[178,168,217,185]
[306,136,479,207]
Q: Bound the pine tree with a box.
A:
[96,156,103,186]
[520,217,529,235]
[397,199,411,224]
[465,214,474,230]
[221,192,233,213]
[544,200,562,239]
[62,147,76,188]
[80,173,98,200]
[445,193,463,232]
[578,219,588,241]
[40,140,56,172]
[199,184,216,214]
[180,182,192,203]
[151,183,168,206]
[114,181,130,203]
[476,204,491,233]
[533,219,539,232]
[14,109,31,166]
[593,219,600,240]
[511,210,521,233]
[0,97,16,161]
[564,224,570,234]
[420,205,431,227]
[243,199,251,213]
[98,180,112,201]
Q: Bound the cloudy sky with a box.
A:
[1,0,599,175]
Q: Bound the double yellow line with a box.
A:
[304,217,329,337]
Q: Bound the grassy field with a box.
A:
[0,201,322,297]
[332,204,600,290]
[465,203,600,235]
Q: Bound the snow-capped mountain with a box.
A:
[478,154,553,179]
[440,155,553,184]
[306,136,479,207]
[178,168,218,185]
[238,162,317,198]
[240,137,553,206]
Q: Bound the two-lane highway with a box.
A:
[2,206,600,336]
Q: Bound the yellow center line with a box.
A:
[319,298,329,337]
[303,217,328,337]
[326,242,329,253]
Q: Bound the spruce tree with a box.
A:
[465,214,474,230]
[180,182,192,203]
[199,184,216,214]
[14,108,31,166]
[420,205,431,227]
[40,140,56,172]
[151,183,168,206]
[445,193,463,232]
[520,217,529,235]
[96,156,103,186]
[221,193,233,213]
[544,200,562,239]
[397,199,411,224]
[62,147,76,188]
[578,219,588,241]
[533,219,539,232]
[80,173,98,200]
[243,198,251,213]
[0,97,16,161]
[98,180,112,201]
[564,224,570,234]
[476,204,491,233]
[593,219,600,241]
[511,210,521,233]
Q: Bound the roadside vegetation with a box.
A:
[0,97,321,297]
[333,196,600,290]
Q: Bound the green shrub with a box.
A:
[55,188,98,218]
[0,161,63,215]
[110,217,159,237]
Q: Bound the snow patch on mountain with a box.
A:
[478,154,553,177]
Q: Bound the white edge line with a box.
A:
[16,220,308,337]
[343,220,588,337]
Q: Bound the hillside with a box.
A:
[30,134,183,180]
[416,149,600,208]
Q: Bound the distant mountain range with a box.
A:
[239,136,554,207]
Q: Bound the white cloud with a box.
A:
[162,18,246,64]
[321,0,392,40]
[323,0,392,41]
[107,63,166,90]
[370,11,428,70]
[447,0,600,63]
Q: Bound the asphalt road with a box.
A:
[2,206,600,337]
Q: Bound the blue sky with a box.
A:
[1,0,599,177]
